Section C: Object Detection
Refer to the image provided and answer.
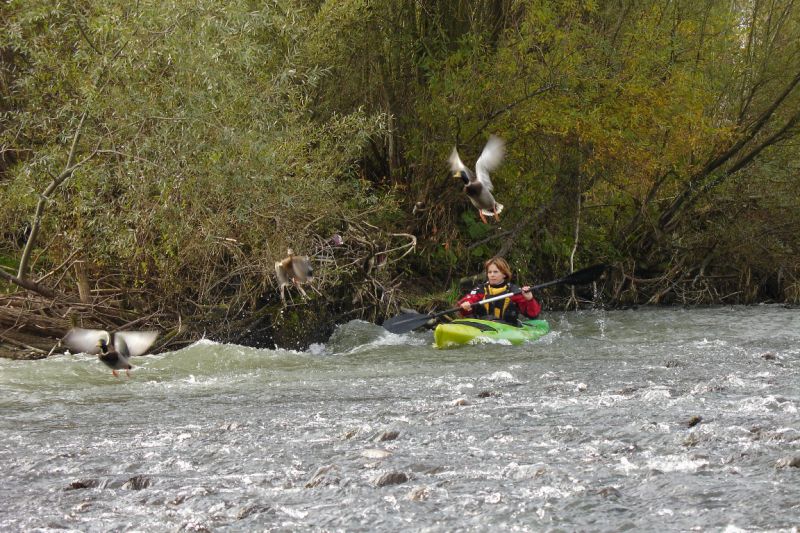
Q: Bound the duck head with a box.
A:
[452,170,470,185]
[96,335,110,354]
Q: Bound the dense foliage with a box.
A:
[2,0,799,343]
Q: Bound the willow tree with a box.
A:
[0,0,388,328]
[300,0,800,303]
[606,0,800,302]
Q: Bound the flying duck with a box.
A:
[63,328,159,377]
[449,135,505,224]
[275,248,314,303]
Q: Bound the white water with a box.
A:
[1,305,799,531]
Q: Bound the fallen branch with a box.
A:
[0,268,58,299]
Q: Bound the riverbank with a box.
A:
[0,330,57,360]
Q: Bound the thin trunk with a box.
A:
[18,112,89,279]
[659,69,800,231]
[568,185,582,309]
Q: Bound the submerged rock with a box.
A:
[237,503,274,519]
[686,415,702,427]
[342,428,359,440]
[361,448,392,460]
[375,430,400,442]
[595,486,622,499]
[168,494,189,506]
[122,475,151,490]
[305,465,341,488]
[407,485,430,501]
[775,456,800,468]
[65,479,100,491]
[408,463,446,475]
[374,471,409,487]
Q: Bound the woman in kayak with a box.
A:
[458,257,541,323]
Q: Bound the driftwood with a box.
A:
[2,211,420,356]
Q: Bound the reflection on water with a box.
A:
[1,305,799,531]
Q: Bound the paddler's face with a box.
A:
[486,263,506,285]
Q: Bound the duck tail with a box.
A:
[480,203,503,216]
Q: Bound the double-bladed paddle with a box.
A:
[382,263,607,334]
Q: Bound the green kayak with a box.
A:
[433,317,550,349]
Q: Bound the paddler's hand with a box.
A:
[521,286,534,301]
[459,301,472,312]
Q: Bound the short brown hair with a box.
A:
[484,256,512,280]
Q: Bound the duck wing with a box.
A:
[448,147,473,180]
[474,135,505,191]
[114,331,159,357]
[63,328,110,355]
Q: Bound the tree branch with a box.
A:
[0,268,58,299]
[659,69,800,231]
[17,112,90,279]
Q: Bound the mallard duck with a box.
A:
[449,135,505,224]
[63,328,159,377]
[275,248,314,303]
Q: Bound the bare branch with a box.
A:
[0,268,58,299]
[17,112,91,279]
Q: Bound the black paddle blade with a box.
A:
[561,263,607,286]
[382,311,434,334]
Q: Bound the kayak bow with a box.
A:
[433,318,549,349]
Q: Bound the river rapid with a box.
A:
[1,305,799,532]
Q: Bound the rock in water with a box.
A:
[374,471,409,487]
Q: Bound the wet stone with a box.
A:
[374,471,409,487]
[375,430,400,442]
[361,448,392,459]
[596,487,622,499]
[342,428,359,440]
[237,504,274,520]
[168,494,189,506]
[122,475,152,490]
[407,486,430,501]
[305,465,341,488]
[408,463,446,475]
[72,501,92,513]
[686,415,702,427]
[65,479,100,491]
[775,456,800,468]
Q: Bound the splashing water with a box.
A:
[1,306,799,531]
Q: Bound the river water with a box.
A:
[1,305,799,532]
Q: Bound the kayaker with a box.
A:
[458,257,541,323]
